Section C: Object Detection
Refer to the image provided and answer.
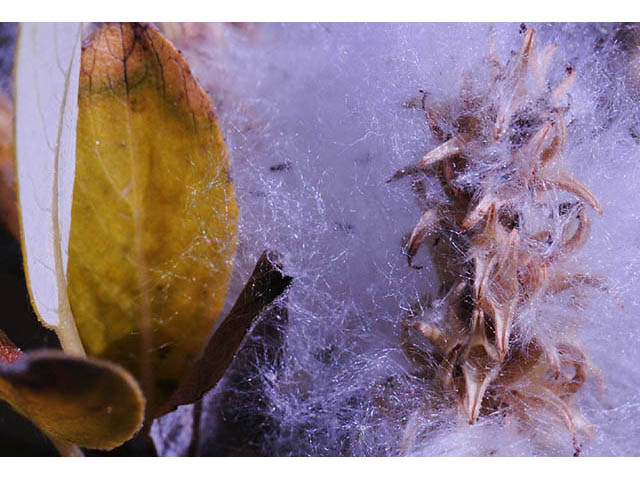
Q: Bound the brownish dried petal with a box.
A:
[538,169,603,214]
[406,208,441,268]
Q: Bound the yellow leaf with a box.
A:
[69,23,238,412]
[0,350,144,450]
[13,23,143,453]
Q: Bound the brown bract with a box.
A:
[392,27,610,455]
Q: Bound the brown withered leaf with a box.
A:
[159,250,293,416]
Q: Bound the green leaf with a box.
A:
[0,350,144,450]
[69,23,239,412]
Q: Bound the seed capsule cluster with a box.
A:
[393,27,609,455]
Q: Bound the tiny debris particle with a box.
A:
[334,222,355,233]
[270,161,292,172]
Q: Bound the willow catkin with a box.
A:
[391,27,609,456]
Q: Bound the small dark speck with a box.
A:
[315,345,336,364]
[270,162,292,172]
[519,23,527,34]
[559,201,578,216]
[334,222,355,234]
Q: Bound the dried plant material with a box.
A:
[0,329,22,364]
[161,250,293,415]
[69,23,238,412]
[0,93,18,238]
[0,350,144,450]
[157,23,226,48]
[392,27,606,455]
[407,208,442,268]
[157,22,257,50]
[13,23,85,355]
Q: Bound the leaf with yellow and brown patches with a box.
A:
[0,349,144,450]
[69,23,238,413]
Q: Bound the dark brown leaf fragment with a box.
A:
[159,250,293,415]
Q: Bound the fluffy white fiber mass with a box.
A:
[151,23,640,456]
